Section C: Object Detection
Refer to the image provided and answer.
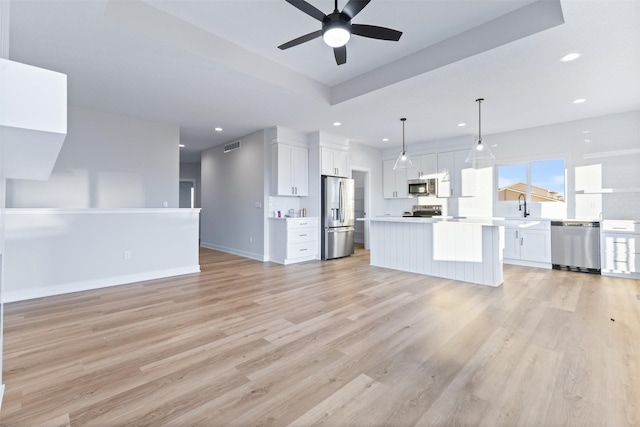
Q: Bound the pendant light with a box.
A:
[465,98,495,166]
[393,117,413,170]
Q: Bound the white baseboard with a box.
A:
[3,266,201,303]
[200,242,267,262]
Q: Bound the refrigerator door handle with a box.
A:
[339,181,344,223]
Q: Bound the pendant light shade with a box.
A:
[465,98,495,166]
[393,118,413,170]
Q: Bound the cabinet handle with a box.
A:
[300,248,307,252]
[516,231,519,239]
[300,234,307,237]
[520,237,524,246]
[300,223,307,226]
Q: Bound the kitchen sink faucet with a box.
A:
[518,193,530,217]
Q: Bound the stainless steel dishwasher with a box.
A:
[551,220,601,273]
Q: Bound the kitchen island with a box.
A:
[368,217,504,286]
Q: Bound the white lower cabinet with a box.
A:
[601,220,640,278]
[503,220,551,267]
[269,218,318,265]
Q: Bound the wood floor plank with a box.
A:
[1,245,639,426]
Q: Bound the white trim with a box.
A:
[2,266,201,303]
[0,384,4,412]
[200,242,267,262]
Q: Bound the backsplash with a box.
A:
[268,196,301,217]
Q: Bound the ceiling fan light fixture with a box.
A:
[322,18,351,47]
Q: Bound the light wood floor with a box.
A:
[1,246,639,426]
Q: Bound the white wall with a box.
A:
[6,106,179,208]
[3,209,200,302]
[200,129,267,260]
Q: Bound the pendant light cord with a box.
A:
[401,117,406,152]
[476,98,483,141]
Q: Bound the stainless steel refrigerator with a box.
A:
[321,175,355,260]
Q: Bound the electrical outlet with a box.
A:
[255,202,262,209]
[124,250,132,260]
[249,236,253,243]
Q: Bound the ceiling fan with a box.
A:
[278,0,403,65]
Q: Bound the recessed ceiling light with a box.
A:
[457,123,466,127]
[573,98,587,104]
[382,138,389,142]
[582,130,590,134]
[179,144,185,148]
[333,122,342,126]
[561,52,581,62]
[214,127,223,132]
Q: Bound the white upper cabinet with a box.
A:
[383,159,408,199]
[406,154,437,180]
[437,149,476,197]
[321,147,349,177]
[272,143,308,196]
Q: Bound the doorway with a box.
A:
[351,168,370,250]
[179,180,196,208]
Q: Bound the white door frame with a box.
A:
[351,166,371,250]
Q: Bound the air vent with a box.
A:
[224,140,241,153]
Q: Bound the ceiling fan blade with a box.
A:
[342,0,372,20]
[278,30,322,50]
[334,46,347,65]
[285,0,326,22]
[351,24,402,41]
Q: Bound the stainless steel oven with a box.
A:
[408,178,437,197]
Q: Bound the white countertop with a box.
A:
[366,216,504,226]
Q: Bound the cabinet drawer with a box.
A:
[603,252,639,273]
[288,218,318,229]
[601,235,638,254]
[288,227,317,244]
[288,241,317,259]
[602,220,640,233]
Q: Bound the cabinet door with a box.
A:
[521,229,551,263]
[333,150,349,177]
[382,159,397,198]
[291,146,308,196]
[320,147,335,176]
[395,167,408,198]
[276,144,294,195]
[503,227,521,259]
[455,149,476,197]
[437,151,454,197]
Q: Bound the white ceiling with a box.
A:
[8,0,640,162]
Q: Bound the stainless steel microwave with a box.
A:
[408,178,437,197]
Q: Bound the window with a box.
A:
[497,164,526,201]
[498,159,565,202]
[531,159,565,202]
